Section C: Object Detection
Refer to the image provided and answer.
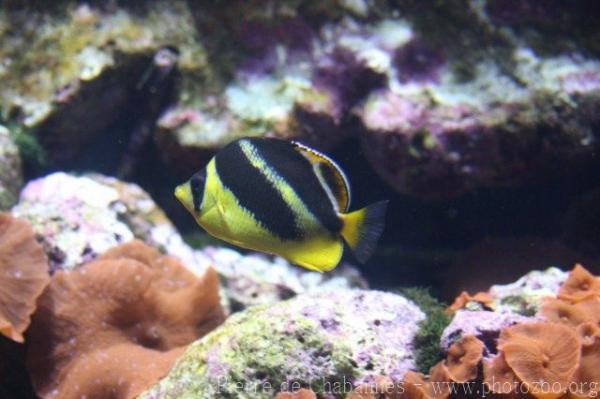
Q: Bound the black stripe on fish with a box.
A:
[190,168,206,212]
[214,140,303,241]
[248,138,343,234]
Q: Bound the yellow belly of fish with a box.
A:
[197,181,343,272]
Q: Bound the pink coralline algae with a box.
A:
[359,67,600,198]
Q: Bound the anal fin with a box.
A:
[284,238,344,273]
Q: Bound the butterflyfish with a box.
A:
[175,137,388,272]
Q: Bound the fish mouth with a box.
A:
[174,184,186,203]
[174,183,194,214]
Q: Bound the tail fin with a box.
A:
[340,200,388,263]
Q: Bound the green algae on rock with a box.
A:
[140,289,425,399]
[399,287,452,373]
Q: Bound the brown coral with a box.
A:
[558,264,600,303]
[569,330,600,399]
[576,322,600,348]
[26,240,225,399]
[447,291,493,313]
[541,297,600,328]
[0,213,50,343]
[445,335,484,383]
[498,322,581,399]
[276,388,318,399]
[402,362,452,399]
[540,298,592,327]
[483,352,520,395]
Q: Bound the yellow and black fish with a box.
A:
[175,137,388,272]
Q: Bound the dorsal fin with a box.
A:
[291,141,351,213]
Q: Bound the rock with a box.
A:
[440,310,535,354]
[0,1,207,167]
[10,172,209,276]
[488,267,567,315]
[154,74,340,176]
[12,172,135,272]
[163,1,600,194]
[0,125,22,210]
[85,174,209,276]
[199,246,368,311]
[155,12,388,176]
[140,290,425,398]
[355,8,600,198]
[4,2,600,194]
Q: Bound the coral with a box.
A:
[438,264,600,399]
[539,265,600,328]
[0,213,49,343]
[557,264,600,302]
[26,240,224,399]
[571,329,600,399]
[201,246,368,311]
[482,352,520,395]
[444,335,484,383]
[0,125,23,210]
[576,322,600,348]
[444,266,600,399]
[498,322,580,399]
[275,388,318,399]
[140,290,425,398]
[539,298,599,328]
[448,291,493,313]
[401,362,451,399]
